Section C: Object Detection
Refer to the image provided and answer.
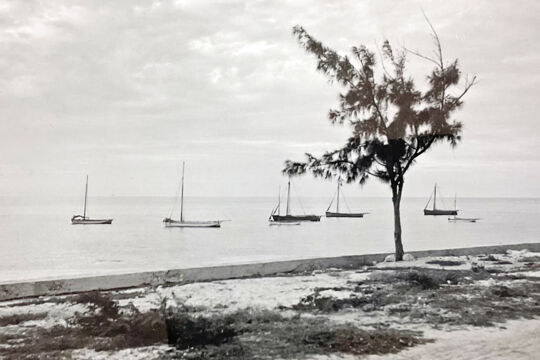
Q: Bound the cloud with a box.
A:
[0,0,539,197]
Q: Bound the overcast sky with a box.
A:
[1,0,539,198]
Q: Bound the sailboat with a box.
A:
[448,194,480,222]
[269,178,321,222]
[268,187,301,225]
[325,179,368,218]
[424,184,458,216]
[71,175,113,224]
[162,162,222,228]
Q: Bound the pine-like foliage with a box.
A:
[284,22,475,260]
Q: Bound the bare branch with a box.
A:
[404,47,440,67]
[421,9,443,69]
[450,75,478,107]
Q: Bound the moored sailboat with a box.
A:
[268,187,301,225]
[325,179,368,218]
[424,184,458,216]
[163,162,222,228]
[71,175,113,225]
[269,178,320,222]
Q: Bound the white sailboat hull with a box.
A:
[71,218,113,225]
[164,220,221,228]
[268,220,301,226]
[448,217,479,223]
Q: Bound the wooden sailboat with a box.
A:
[268,187,301,225]
[448,195,480,222]
[424,184,458,216]
[269,178,321,222]
[325,179,368,218]
[71,175,113,224]
[163,162,222,228]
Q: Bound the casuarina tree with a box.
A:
[284,20,476,261]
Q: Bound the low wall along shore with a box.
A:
[1,242,539,301]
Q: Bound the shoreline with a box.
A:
[1,246,539,359]
[2,242,539,301]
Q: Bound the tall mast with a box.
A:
[454,193,457,211]
[83,175,88,219]
[433,184,437,210]
[286,177,291,216]
[336,179,340,213]
[180,162,185,222]
[277,186,281,216]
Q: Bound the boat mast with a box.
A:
[277,186,281,216]
[180,162,185,222]
[286,177,291,216]
[433,184,437,210]
[83,175,88,219]
[336,179,340,213]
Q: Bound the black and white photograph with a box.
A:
[0,0,539,359]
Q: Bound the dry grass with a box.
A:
[162,308,429,359]
[0,291,167,359]
[425,260,465,266]
[291,267,540,328]
[0,311,48,327]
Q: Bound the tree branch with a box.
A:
[404,47,440,67]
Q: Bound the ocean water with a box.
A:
[0,196,539,283]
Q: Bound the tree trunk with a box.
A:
[392,186,405,261]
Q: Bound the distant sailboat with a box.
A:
[325,179,368,218]
[424,184,458,216]
[269,187,301,225]
[71,175,113,225]
[163,162,222,228]
[269,178,321,222]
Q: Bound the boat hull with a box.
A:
[448,217,479,223]
[424,209,458,216]
[326,211,366,218]
[269,220,301,226]
[164,220,221,228]
[71,219,113,224]
[270,215,321,222]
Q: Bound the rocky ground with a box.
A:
[0,249,539,359]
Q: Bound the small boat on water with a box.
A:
[163,162,222,228]
[268,187,301,225]
[448,216,480,223]
[269,178,321,222]
[325,178,368,218]
[71,175,113,225]
[269,219,301,226]
[424,184,458,216]
[447,196,479,222]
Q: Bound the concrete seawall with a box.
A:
[1,242,539,301]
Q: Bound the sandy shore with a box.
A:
[1,248,539,359]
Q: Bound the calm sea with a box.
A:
[0,196,539,283]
